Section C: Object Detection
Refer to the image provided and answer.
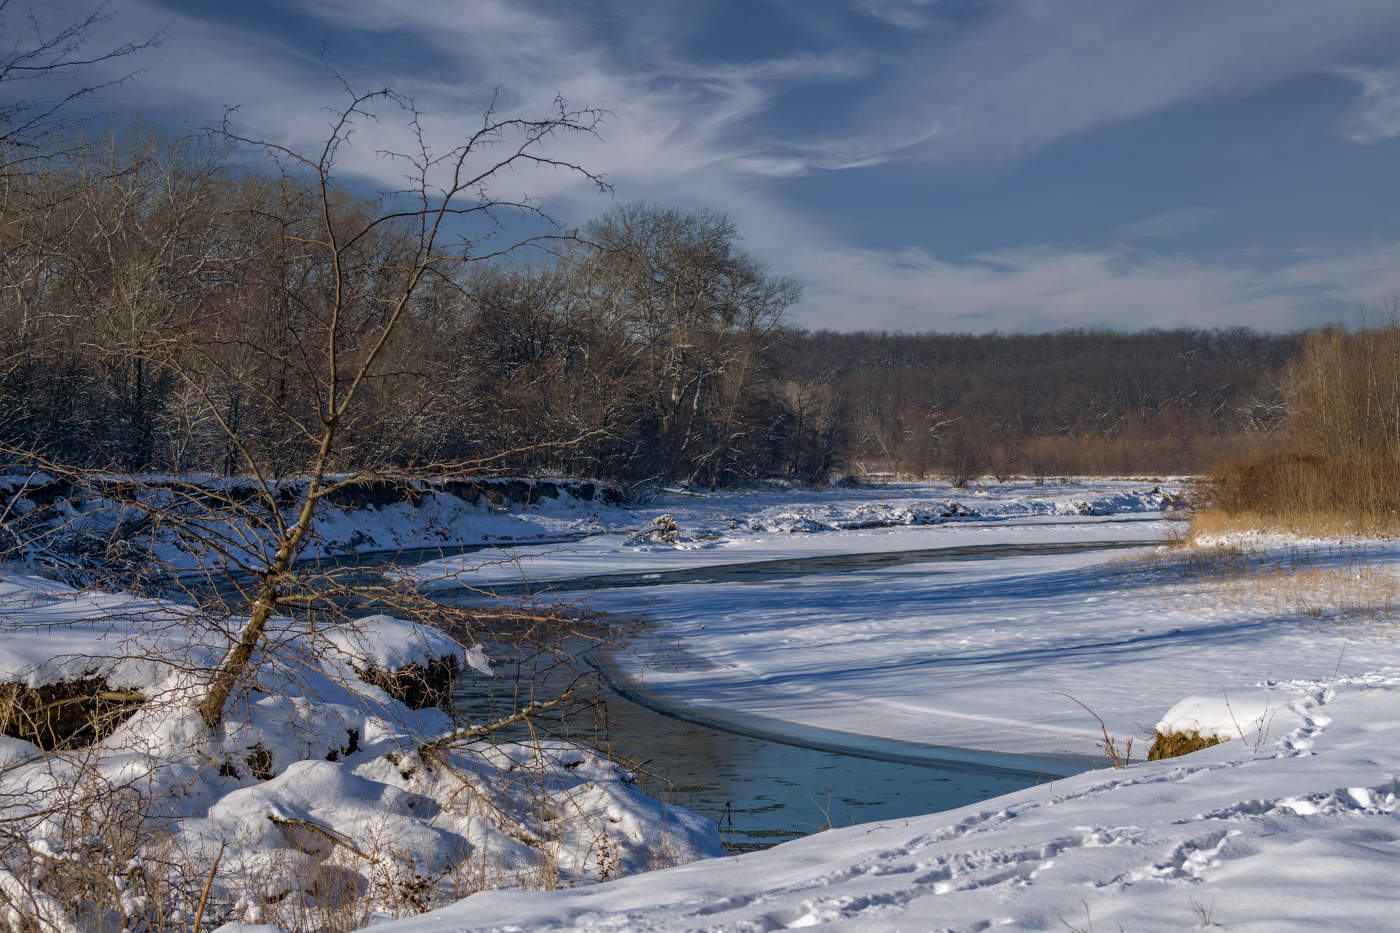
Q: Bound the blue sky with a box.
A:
[24,0,1400,332]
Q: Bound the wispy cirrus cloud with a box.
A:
[48,1,1400,185]
[861,0,1400,165]
[854,0,941,30]
[20,0,1400,332]
[1334,64,1400,143]
[758,221,1399,332]
[1114,207,1224,241]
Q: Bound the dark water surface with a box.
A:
[449,646,1074,853]
[466,534,1152,598]
[593,666,1078,852]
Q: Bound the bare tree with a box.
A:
[579,204,799,487]
[0,80,613,739]
[179,86,608,728]
[0,82,666,929]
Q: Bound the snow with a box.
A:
[1155,692,1285,744]
[372,676,1400,932]
[326,614,491,677]
[0,568,719,928]
[2,473,634,576]
[368,485,1400,932]
[572,528,1398,759]
[403,480,1173,590]
[0,572,212,689]
[6,477,1399,930]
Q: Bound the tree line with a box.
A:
[1203,313,1400,534]
[0,127,1300,489]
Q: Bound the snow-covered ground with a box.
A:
[0,573,719,930]
[375,676,1398,932]
[582,528,1396,759]
[0,473,634,576]
[374,484,1400,932]
[6,478,1397,931]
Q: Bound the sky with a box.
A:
[16,0,1400,333]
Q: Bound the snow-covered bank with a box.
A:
[10,477,1396,931]
[0,571,718,929]
[405,480,1175,589]
[583,526,1394,759]
[372,675,1399,932]
[0,473,1171,581]
[0,473,630,575]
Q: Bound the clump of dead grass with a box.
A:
[1146,730,1224,761]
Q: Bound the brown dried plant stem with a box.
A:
[421,685,579,760]
[190,839,226,933]
[1050,692,1133,769]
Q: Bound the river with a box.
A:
[431,537,1146,852]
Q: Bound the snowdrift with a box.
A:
[0,571,719,930]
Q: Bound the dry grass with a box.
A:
[1197,453,1400,538]
[641,830,689,874]
[1146,730,1224,761]
[0,741,683,933]
[1242,563,1400,621]
[1051,693,1134,769]
[1132,539,1400,625]
[1187,506,1381,540]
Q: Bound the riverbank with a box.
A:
[376,673,1399,932]
[0,479,1165,929]
[0,473,629,576]
[0,569,723,930]
[403,479,1174,590]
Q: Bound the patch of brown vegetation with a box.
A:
[1147,730,1225,761]
[0,677,145,750]
[356,656,460,710]
[1197,318,1400,536]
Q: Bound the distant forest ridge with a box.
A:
[774,327,1300,482]
[0,131,1301,487]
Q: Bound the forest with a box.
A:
[0,128,1301,490]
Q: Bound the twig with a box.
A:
[1050,692,1132,769]
[421,686,578,757]
[190,839,225,933]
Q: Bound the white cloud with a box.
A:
[47,1,1400,187]
[728,191,1400,331]
[1114,207,1224,240]
[23,0,1400,334]
[46,0,872,200]
[862,0,1400,165]
[854,0,941,29]
[786,240,1400,332]
[1335,65,1400,143]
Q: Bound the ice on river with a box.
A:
[403,479,1173,589]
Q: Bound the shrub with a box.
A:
[1197,315,1400,535]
